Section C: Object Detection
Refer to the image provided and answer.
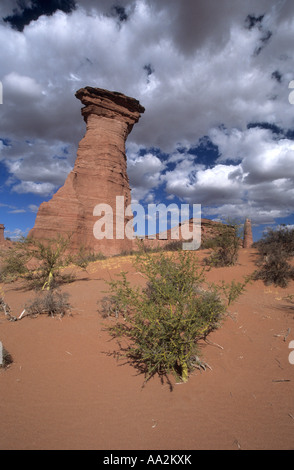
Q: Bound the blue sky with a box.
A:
[0,0,294,243]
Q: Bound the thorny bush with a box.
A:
[100,250,248,387]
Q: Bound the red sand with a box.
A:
[0,249,294,450]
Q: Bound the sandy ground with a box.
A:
[0,248,294,450]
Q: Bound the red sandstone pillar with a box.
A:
[243,218,253,248]
[28,87,145,255]
[0,224,5,245]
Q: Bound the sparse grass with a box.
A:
[71,247,106,270]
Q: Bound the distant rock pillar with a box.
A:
[243,218,253,248]
[28,87,145,255]
[0,224,5,245]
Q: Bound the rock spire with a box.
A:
[243,218,253,248]
[29,87,145,255]
[0,224,5,245]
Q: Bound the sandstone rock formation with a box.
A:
[0,225,5,245]
[140,218,224,251]
[243,218,253,248]
[29,87,145,255]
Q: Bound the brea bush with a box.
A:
[26,236,72,290]
[204,221,242,267]
[100,250,247,387]
[254,226,294,287]
[0,244,29,282]
[0,236,75,290]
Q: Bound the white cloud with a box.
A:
[3,72,43,101]
[28,204,39,213]
[12,181,56,196]
[161,126,294,223]
[0,0,294,229]
[8,208,26,214]
[4,227,29,240]
[128,152,166,203]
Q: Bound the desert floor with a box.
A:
[0,248,294,450]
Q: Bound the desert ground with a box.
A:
[0,248,294,450]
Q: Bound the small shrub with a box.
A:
[254,253,294,287]
[0,236,75,290]
[27,236,72,290]
[73,247,106,270]
[0,345,13,368]
[204,221,242,267]
[24,290,71,317]
[255,226,294,258]
[100,250,247,387]
[0,246,29,282]
[162,240,184,251]
[200,238,219,250]
[254,226,294,287]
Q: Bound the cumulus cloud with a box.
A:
[12,181,56,196]
[4,227,30,240]
[161,126,294,223]
[127,148,166,203]
[0,0,294,232]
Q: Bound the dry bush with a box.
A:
[204,221,242,267]
[24,290,71,318]
[0,344,13,368]
[254,226,294,287]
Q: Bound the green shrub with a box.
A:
[0,245,29,282]
[204,221,242,267]
[100,250,247,387]
[27,236,72,290]
[0,236,75,290]
[255,226,294,258]
[254,226,294,287]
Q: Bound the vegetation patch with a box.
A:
[0,236,103,290]
[100,250,248,388]
[0,343,13,368]
[254,226,294,287]
[204,220,242,267]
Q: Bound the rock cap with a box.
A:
[75,86,145,126]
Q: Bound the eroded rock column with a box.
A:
[29,87,145,255]
[0,224,5,245]
[243,218,253,248]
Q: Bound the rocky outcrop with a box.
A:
[0,225,5,245]
[29,87,145,255]
[243,218,253,248]
[139,218,224,250]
